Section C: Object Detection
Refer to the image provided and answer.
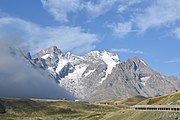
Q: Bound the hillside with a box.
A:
[96,96,147,106]
[138,91,180,105]
[1,92,180,120]
[0,98,118,120]
[104,91,180,120]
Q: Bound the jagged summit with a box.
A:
[24,46,180,101]
[87,50,119,59]
[36,46,62,59]
[127,56,147,66]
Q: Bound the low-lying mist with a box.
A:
[0,38,75,100]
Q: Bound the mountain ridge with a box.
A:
[24,46,180,101]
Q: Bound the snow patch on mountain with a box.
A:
[141,76,151,86]
[64,64,87,79]
[56,59,69,73]
[99,51,119,83]
[84,69,96,77]
[89,51,100,56]
[41,54,50,59]
[140,59,147,66]
[161,75,165,79]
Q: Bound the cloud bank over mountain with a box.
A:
[0,39,75,99]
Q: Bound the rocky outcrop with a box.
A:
[89,57,180,101]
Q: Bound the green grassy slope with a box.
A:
[95,96,147,109]
[0,98,118,120]
[138,91,180,105]
[104,92,180,120]
[1,92,180,120]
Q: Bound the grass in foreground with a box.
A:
[103,92,180,120]
[1,91,180,120]
[138,91,180,105]
[0,98,118,120]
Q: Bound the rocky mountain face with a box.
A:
[25,46,180,101]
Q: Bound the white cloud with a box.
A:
[111,0,180,38]
[108,22,133,37]
[41,0,180,35]
[0,39,75,99]
[173,27,180,39]
[136,0,180,32]
[117,0,142,13]
[0,17,99,54]
[110,48,143,54]
[165,59,180,63]
[41,0,119,22]
[84,0,118,18]
[41,0,81,23]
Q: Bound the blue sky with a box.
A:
[0,0,180,77]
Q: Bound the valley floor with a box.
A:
[1,91,180,120]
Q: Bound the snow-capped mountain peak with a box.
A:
[88,51,101,55]
[38,46,61,57]
[26,46,180,101]
[101,50,119,62]
[85,50,119,62]
[99,51,120,83]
